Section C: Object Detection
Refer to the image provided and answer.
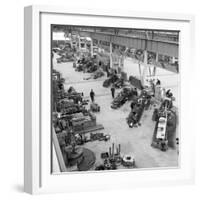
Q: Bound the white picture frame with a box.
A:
[24,5,195,194]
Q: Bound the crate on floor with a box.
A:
[90,102,100,112]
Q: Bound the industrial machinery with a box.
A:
[129,75,143,90]
[151,111,168,151]
[86,63,98,73]
[95,143,122,170]
[111,92,128,109]
[64,92,83,104]
[57,55,74,63]
[52,70,66,111]
[127,111,140,128]
[90,132,110,141]
[71,112,96,132]
[56,99,87,114]
[53,81,104,135]
[93,68,104,79]
[113,77,125,88]
[90,102,100,112]
[55,45,75,63]
[151,99,177,151]
[74,56,99,73]
[64,87,84,104]
[122,155,135,167]
[74,132,110,145]
[54,85,88,115]
[62,143,84,167]
[52,47,61,53]
[56,128,96,171]
[103,74,119,88]
[126,90,151,127]
[111,87,135,109]
[75,62,84,72]
[70,112,104,134]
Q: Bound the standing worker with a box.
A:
[156,79,161,85]
[106,68,110,77]
[90,89,95,102]
[106,63,110,77]
[111,85,115,98]
[133,87,138,96]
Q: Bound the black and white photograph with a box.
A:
[0,0,199,197]
[51,25,179,173]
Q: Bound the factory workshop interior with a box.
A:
[51,25,179,173]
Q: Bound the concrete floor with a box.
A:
[52,54,179,172]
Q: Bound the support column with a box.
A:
[141,50,148,86]
[110,42,113,69]
[143,50,148,65]
[90,39,93,57]
[120,56,124,72]
[138,62,142,81]
[156,53,159,62]
[78,36,81,50]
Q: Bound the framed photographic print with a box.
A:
[24,5,195,194]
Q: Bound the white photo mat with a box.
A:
[24,5,195,194]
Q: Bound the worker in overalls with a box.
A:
[90,89,95,102]
[156,79,161,85]
[111,85,115,98]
